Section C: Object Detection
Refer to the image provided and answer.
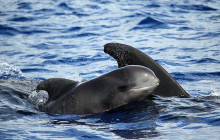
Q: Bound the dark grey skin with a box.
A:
[36,65,159,114]
[104,43,190,97]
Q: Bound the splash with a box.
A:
[210,86,220,96]
[0,61,23,78]
[28,90,49,109]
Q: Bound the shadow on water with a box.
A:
[40,94,220,139]
[91,99,162,139]
[49,97,163,139]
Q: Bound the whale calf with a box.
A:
[33,65,159,114]
[104,43,190,97]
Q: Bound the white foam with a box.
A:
[28,90,49,108]
[0,61,22,77]
[210,86,220,96]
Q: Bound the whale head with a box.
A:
[93,65,160,110]
[114,65,159,103]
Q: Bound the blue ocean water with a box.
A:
[0,0,220,139]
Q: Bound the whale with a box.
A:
[33,65,159,114]
[104,43,190,97]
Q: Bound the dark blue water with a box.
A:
[0,0,220,139]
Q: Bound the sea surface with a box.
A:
[0,0,220,139]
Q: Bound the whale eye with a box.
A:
[118,85,129,92]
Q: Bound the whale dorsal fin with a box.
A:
[104,43,190,97]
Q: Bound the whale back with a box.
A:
[36,78,79,102]
[104,43,190,97]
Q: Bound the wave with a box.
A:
[72,11,89,17]
[0,62,23,79]
[33,8,55,15]
[66,27,82,32]
[177,27,192,31]
[17,2,32,10]
[0,24,49,36]
[20,68,57,73]
[138,17,163,25]
[131,16,168,30]
[170,4,217,11]
[31,43,52,50]
[171,71,220,81]
[43,56,108,66]
[190,58,220,63]
[145,4,161,8]
[58,2,89,17]
[47,32,99,39]
[162,31,220,40]
[0,25,19,36]
[40,54,58,59]
[58,2,73,11]
[9,17,35,22]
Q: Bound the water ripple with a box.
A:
[0,24,49,36]
[138,17,164,25]
[17,2,32,10]
[65,26,82,32]
[191,58,220,63]
[0,0,220,139]
[9,17,36,22]
[31,43,52,50]
[172,72,220,82]
[0,25,19,36]
[170,4,217,11]
[47,32,99,39]
[21,68,57,73]
[145,4,161,8]
[58,3,73,11]
[131,16,168,30]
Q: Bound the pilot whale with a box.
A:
[32,65,159,114]
[104,43,190,97]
